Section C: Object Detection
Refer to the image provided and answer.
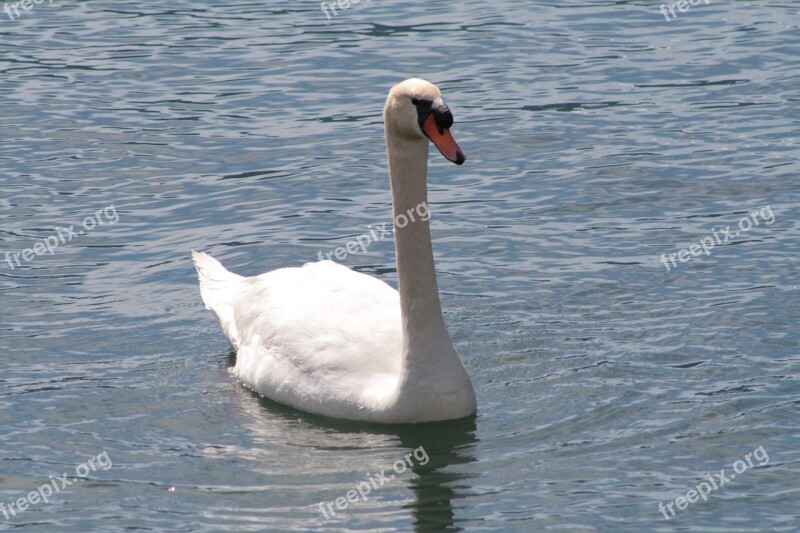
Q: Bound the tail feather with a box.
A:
[192,250,245,349]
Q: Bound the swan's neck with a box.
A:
[386,133,456,378]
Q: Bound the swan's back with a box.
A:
[193,252,404,418]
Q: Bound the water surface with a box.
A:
[1,1,799,531]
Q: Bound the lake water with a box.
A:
[1,1,798,531]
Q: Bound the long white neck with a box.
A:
[385,131,458,380]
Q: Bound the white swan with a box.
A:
[192,78,476,423]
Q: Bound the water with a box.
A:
[1,1,799,531]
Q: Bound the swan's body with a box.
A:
[193,78,476,423]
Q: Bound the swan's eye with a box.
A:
[410,98,433,110]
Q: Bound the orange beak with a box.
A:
[422,114,466,165]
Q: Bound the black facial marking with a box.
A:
[411,97,453,134]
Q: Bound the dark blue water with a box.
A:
[1,1,798,531]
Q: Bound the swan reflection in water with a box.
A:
[221,350,479,532]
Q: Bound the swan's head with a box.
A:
[384,78,466,165]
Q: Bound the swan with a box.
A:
[192,78,476,423]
